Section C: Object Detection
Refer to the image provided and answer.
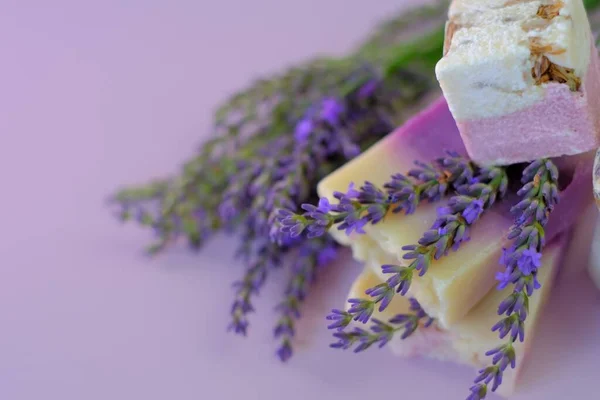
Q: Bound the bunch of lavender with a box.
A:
[111,4,452,360]
[467,159,559,400]
[324,164,508,335]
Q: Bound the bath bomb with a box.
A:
[436,0,600,165]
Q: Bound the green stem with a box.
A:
[382,26,445,78]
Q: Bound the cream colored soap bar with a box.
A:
[347,239,566,398]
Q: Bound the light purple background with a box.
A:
[1,1,599,399]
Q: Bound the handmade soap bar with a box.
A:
[318,98,593,328]
[436,0,600,165]
[347,238,567,398]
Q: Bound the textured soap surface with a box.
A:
[346,238,567,398]
[438,0,591,121]
[436,0,600,165]
[318,97,594,328]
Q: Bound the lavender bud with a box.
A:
[522,159,543,181]
[326,309,352,330]
[276,340,293,362]
[388,314,411,324]
[419,229,441,245]
[467,384,487,400]
[347,298,375,323]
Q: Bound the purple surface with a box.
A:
[1,1,600,399]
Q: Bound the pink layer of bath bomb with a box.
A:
[456,44,600,166]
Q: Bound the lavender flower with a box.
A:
[467,384,488,400]
[229,242,281,336]
[326,309,353,330]
[328,297,434,352]
[276,339,293,362]
[474,366,503,392]
[516,247,542,276]
[466,159,559,399]
[462,198,484,224]
[275,152,475,241]
[320,97,345,126]
[294,119,314,142]
[358,80,378,99]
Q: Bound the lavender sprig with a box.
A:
[229,241,282,336]
[276,152,474,240]
[274,236,338,361]
[329,165,508,327]
[328,297,434,352]
[466,159,559,400]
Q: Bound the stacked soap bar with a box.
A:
[318,97,592,328]
[435,0,600,165]
[346,238,566,398]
